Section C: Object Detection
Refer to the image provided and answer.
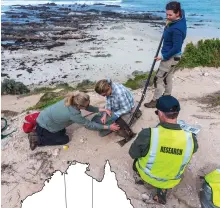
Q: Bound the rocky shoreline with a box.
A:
[1,3,165,87]
[2,3,217,87]
[1,3,163,51]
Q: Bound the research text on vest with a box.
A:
[160,146,183,155]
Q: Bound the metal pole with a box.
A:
[128,33,164,127]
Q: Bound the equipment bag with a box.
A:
[22,112,40,133]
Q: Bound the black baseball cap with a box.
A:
[156,95,180,113]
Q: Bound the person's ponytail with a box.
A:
[65,94,74,106]
[65,92,90,108]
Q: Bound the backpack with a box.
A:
[22,112,40,133]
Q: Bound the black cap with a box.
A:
[156,95,180,112]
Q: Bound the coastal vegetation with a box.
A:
[1,79,30,95]
[26,80,96,110]
[124,39,220,90]
[2,39,220,110]
[124,71,156,90]
[177,38,220,68]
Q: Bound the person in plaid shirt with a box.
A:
[94,78,138,138]
[95,78,135,122]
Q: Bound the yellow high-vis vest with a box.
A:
[136,125,194,189]
[205,169,220,207]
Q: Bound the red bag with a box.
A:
[22,112,40,133]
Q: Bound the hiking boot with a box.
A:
[144,100,157,108]
[28,132,38,151]
[133,171,144,185]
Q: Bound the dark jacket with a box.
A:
[129,122,198,159]
[161,10,187,61]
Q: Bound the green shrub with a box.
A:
[1,79,30,95]
[32,87,53,94]
[76,79,96,91]
[177,39,220,68]
[55,83,75,91]
[32,83,74,94]
[27,92,65,110]
[124,71,156,90]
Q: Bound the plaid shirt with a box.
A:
[106,83,134,118]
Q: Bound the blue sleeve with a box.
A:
[162,29,183,60]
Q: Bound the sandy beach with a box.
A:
[1,21,162,86]
[2,4,219,87]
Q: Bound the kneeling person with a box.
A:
[129,95,198,204]
[28,92,120,150]
[94,79,138,139]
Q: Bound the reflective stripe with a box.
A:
[138,128,193,182]
[137,159,168,182]
[175,131,193,179]
[138,128,168,182]
[146,128,159,170]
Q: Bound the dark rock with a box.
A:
[1,73,9,77]
[101,11,118,16]
[32,62,37,66]
[87,9,99,13]
[149,15,163,20]
[81,4,87,8]
[46,42,65,50]
[9,15,22,18]
[21,14,28,18]
[62,75,68,78]
[92,53,111,58]
[58,8,71,11]
[44,53,73,63]
[17,74,22,77]
[26,68,33,73]
[194,23,203,26]
[105,5,121,8]
[46,2,57,6]
[147,10,165,13]
[189,13,203,17]
[79,38,96,43]
[93,3,105,6]
[38,12,53,18]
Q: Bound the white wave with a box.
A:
[1,0,122,6]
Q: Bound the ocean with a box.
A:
[1,0,220,29]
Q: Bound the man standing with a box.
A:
[129,95,198,204]
[145,1,187,108]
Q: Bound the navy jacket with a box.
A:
[161,10,187,60]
